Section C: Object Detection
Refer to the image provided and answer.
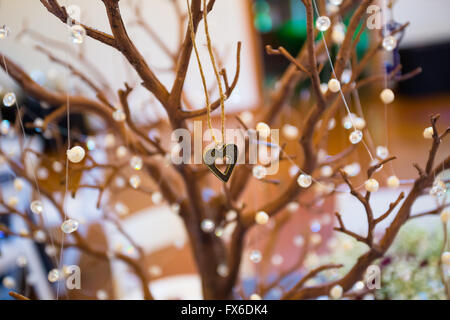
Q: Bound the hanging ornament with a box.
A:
[203,144,238,183]
[316,16,331,32]
[188,0,238,183]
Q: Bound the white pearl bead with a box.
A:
[96,290,109,300]
[330,285,343,299]
[316,16,331,32]
[293,235,304,247]
[250,293,262,300]
[115,202,129,216]
[376,146,389,159]
[104,133,116,148]
[442,252,450,265]
[282,124,299,140]
[116,146,128,158]
[328,79,341,93]
[67,146,85,163]
[13,178,24,191]
[423,127,434,139]
[151,191,163,204]
[387,175,400,189]
[332,27,345,45]
[8,196,19,207]
[380,88,395,104]
[354,117,366,130]
[33,230,46,242]
[240,111,253,125]
[255,211,269,225]
[297,174,312,188]
[271,254,284,266]
[2,276,16,289]
[226,210,238,221]
[364,178,379,192]
[217,264,229,277]
[343,162,361,177]
[440,209,450,223]
[52,161,63,173]
[330,0,343,5]
[256,122,271,139]
[320,83,328,94]
[201,219,215,233]
[112,109,126,122]
[320,165,333,178]
[349,130,363,144]
[286,201,299,213]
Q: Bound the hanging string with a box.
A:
[0,53,61,272]
[311,0,374,161]
[186,0,217,144]
[202,0,226,144]
[187,0,226,146]
[382,0,396,175]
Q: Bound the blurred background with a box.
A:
[0,0,449,300]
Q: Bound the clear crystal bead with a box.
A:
[430,180,447,197]
[316,16,331,31]
[297,174,312,188]
[3,92,16,107]
[130,156,143,170]
[70,24,86,44]
[382,36,397,51]
[61,219,79,234]
[349,130,363,144]
[252,165,267,180]
[249,250,262,263]
[129,175,141,189]
[30,200,44,214]
[0,25,10,39]
[48,269,60,283]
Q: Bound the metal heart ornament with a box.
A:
[203,144,238,182]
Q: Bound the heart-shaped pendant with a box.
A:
[203,144,238,182]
